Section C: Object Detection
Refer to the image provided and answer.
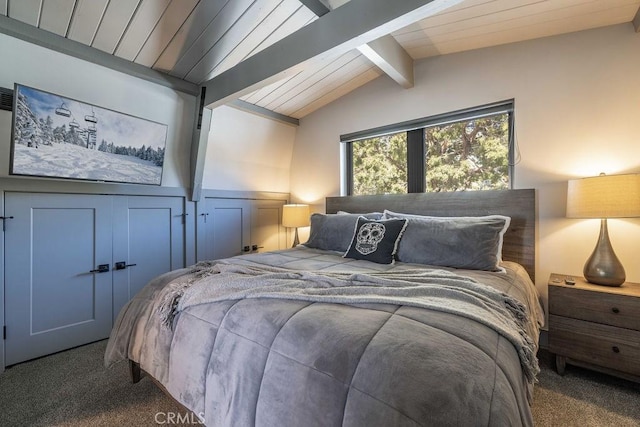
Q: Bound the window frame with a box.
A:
[343,100,515,196]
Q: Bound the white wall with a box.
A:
[202,105,296,192]
[290,23,640,312]
[0,33,195,188]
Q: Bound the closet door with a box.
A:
[251,200,286,252]
[112,196,185,320]
[4,193,113,366]
[197,198,251,261]
[0,192,5,372]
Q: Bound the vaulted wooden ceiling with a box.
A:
[1,0,639,121]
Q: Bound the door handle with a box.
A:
[114,262,137,270]
[243,246,251,252]
[90,264,110,273]
[252,245,264,252]
[0,216,13,232]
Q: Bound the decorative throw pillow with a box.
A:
[383,210,510,271]
[303,212,383,252]
[343,217,408,264]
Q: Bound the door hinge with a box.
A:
[3,325,6,340]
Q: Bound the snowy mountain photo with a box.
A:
[10,84,167,185]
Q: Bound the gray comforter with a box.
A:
[105,247,544,427]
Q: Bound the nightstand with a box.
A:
[548,273,640,382]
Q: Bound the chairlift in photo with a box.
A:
[55,102,71,117]
[87,124,97,133]
[87,132,97,149]
[69,119,79,129]
[85,108,98,124]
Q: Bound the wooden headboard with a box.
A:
[326,189,536,282]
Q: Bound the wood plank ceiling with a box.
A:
[1,0,639,120]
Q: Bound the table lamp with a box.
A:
[282,204,310,247]
[566,173,640,286]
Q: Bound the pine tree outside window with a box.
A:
[351,131,407,195]
[343,101,515,196]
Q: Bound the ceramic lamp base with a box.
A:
[583,219,625,287]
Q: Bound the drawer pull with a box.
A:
[611,307,620,314]
[612,346,620,353]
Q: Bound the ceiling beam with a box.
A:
[298,0,330,17]
[0,14,199,96]
[229,99,299,126]
[303,0,414,88]
[190,90,211,202]
[357,34,414,88]
[202,0,463,109]
[633,6,640,32]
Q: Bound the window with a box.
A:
[343,101,514,196]
[351,131,407,195]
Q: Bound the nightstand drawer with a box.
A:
[549,315,640,377]
[549,285,640,330]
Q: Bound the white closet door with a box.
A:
[112,195,185,321]
[197,198,251,261]
[4,193,113,366]
[0,192,5,372]
[251,199,286,252]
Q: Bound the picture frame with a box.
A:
[10,83,168,185]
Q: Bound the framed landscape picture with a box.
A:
[10,83,167,185]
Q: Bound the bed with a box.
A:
[105,189,543,426]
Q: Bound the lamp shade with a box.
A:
[567,173,640,219]
[282,204,310,228]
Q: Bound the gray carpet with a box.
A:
[532,350,640,426]
[0,340,639,426]
[0,340,185,427]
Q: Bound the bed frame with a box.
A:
[326,189,536,282]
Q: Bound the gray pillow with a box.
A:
[383,210,511,271]
[337,210,383,216]
[303,212,383,252]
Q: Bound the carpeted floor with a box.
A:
[0,340,639,426]
[0,340,185,426]
[532,350,640,426]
